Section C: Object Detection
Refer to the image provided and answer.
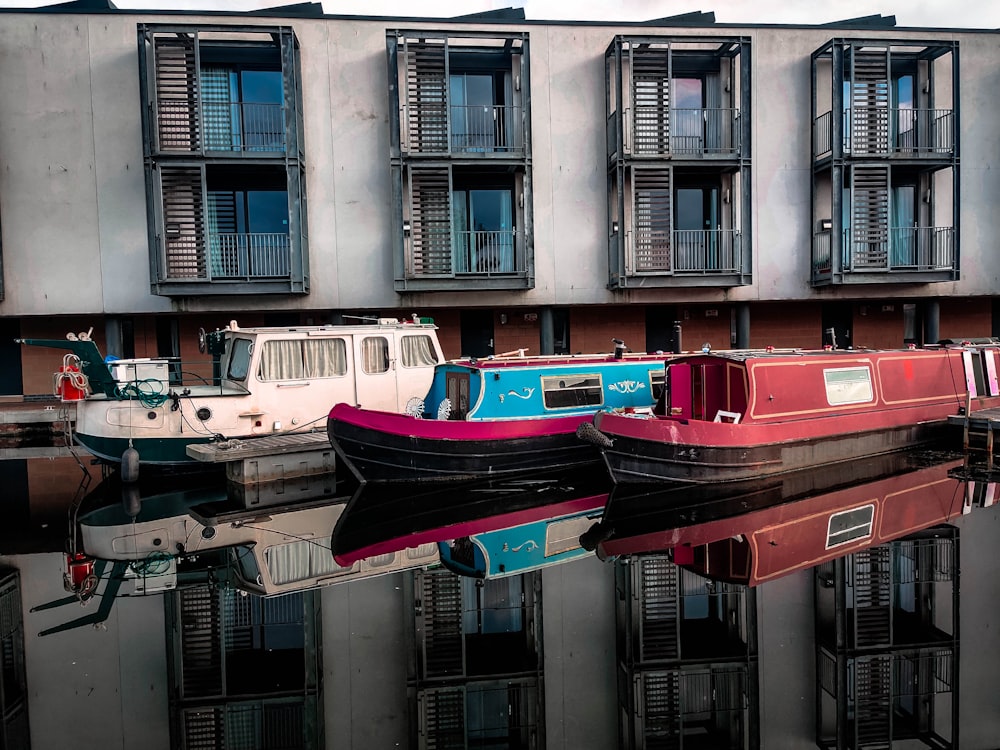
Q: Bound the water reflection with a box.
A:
[1,446,999,748]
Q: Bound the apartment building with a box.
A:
[0,3,997,397]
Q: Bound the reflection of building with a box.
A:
[814,528,960,749]
[0,570,28,749]
[3,5,999,398]
[615,556,759,748]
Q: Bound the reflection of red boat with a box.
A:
[582,343,1000,484]
[592,451,971,586]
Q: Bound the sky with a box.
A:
[1,0,998,28]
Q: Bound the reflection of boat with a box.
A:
[77,473,440,598]
[589,450,971,586]
[582,343,1000,484]
[331,466,610,570]
[18,316,444,466]
[327,344,667,484]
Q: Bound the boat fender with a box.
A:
[576,421,614,449]
[121,483,142,518]
[579,521,610,552]
[121,446,141,483]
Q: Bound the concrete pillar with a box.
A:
[736,304,751,349]
[924,300,940,345]
[540,307,555,355]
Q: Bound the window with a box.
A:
[823,366,874,405]
[258,339,348,381]
[400,334,440,367]
[541,374,604,409]
[452,186,515,273]
[266,535,344,585]
[203,67,284,152]
[226,338,253,380]
[208,182,290,278]
[826,505,875,548]
[361,337,390,374]
[650,369,666,400]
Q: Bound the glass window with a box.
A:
[541,374,604,409]
[257,339,348,381]
[823,366,874,405]
[226,338,253,380]
[650,369,666,401]
[827,505,875,548]
[400,334,440,367]
[361,336,390,374]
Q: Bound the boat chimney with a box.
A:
[671,322,683,354]
[612,338,626,360]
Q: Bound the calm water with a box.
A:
[2,447,1000,749]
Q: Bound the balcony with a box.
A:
[209,233,291,280]
[626,229,742,275]
[626,107,740,157]
[813,108,954,159]
[402,103,524,156]
[408,229,525,279]
[812,227,955,283]
[203,101,287,153]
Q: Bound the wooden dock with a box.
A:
[186,431,336,487]
[948,406,1000,473]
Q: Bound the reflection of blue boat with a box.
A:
[329,344,667,484]
[332,466,611,568]
[438,494,606,579]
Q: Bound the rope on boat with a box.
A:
[115,378,170,408]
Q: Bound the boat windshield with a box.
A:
[227,338,253,381]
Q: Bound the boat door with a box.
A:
[351,332,399,410]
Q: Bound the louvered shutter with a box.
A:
[631,46,671,155]
[853,546,892,647]
[854,655,892,749]
[408,167,453,276]
[178,586,223,699]
[153,32,201,152]
[639,671,680,748]
[849,48,890,156]
[637,556,680,662]
[158,165,207,279]
[632,169,672,272]
[416,569,465,679]
[404,39,449,154]
[417,686,467,750]
[850,165,889,269]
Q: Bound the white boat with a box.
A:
[18,316,445,466]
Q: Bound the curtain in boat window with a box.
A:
[259,340,303,380]
[303,339,347,377]
[401,334,439,367]
[361,337,390,374]
[266,536,343,585]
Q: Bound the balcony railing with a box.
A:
[626,229,741,275]
[403,104,524,155]
[626,107,740,156]
[408,229,524,278]
[210,232,291,279]
[449,104,523,153]
[157,100,286,153]
[813,108,954,157]
[813,227,955,275]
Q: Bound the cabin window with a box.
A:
[257,339,348,381]
[541,374,604,409]
[407,542,439,560]
[227,338,253,380]
[361,336,391,374]
[650,369,666,401]
[400,334,440,367]
[823,366,874,405]
[826,504,875,549]
[544,515,596,557]
[265,535,345,585]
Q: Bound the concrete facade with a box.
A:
[0,6,997,393]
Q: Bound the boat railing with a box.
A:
[107,357,234,403]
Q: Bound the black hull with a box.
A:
[329,420,600,484]
[602,422,955,484]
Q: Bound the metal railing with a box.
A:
[842,227,955,271]
[403,103,524,154]
[157,100,286,152]
[452,229,522,275]
[627,106,740,155]
[813,107,954,157]
[210,232,291,279]
[449,104,523,152]
[627,228,742,274]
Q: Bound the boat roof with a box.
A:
[223,316,438,336]
[664,341,1000,365]
[446,352,670,370]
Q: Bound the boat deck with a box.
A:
[949,407,1000,474]
[185,431,331,463]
